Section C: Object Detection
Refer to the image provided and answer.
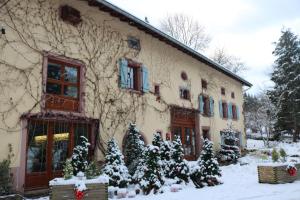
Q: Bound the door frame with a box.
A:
[24,118,95,191]
[170,106,200,160]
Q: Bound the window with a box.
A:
[154,84,160,96]
[202,129,210,140]
[222,102,228,118]
[181,71,188,81]
[45,57,82,112]
[202,96,210,116]
[221,87,225,95]
[199,95,214,117]
[180,87,190,100]
[232,104,237,120]
[127,36,141,50]
[231,92,235,99]
[201,79,207,90]
[119,58,149,93]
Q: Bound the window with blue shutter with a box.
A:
[141,65,149,93]
[219,100,223,118]
[209,97,214,116]
[236,106,240,120]
[228,102,233,119]
[119,58,128,89]
[199,95,204,114]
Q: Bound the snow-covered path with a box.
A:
[123,161,300,200]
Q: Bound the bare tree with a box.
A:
[212,48,247,74]
[160,13,211,52]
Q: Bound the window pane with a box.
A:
[65,66,78,83]
[64,85,78,98]
[46,82,61,95]
[52,123,70,171]
[127,67,134,89]
[74,123,89,147]
[26,122,48,173]
[47,63,61,80]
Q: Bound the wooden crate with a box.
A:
[258,164,300,184]
[50,183,108,200]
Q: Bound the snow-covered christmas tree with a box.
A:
[167,136,189,183]
[71,136,90,175]
[152,132,163,148]
[140,145,164,195]
[63,158,73,179]
[123,123,145,175]
[102,138,131,188]
[217,125,241,164]
[160,140,172,177]
[191,138,221,188]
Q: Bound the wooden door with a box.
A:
[25,120,91,190]
[171,107,197,160]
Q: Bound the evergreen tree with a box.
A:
[268,29,300,142]
[63,158,73,179]
[86,161,100,179]
[160,140,172,177]
[123,123,145,175]
[132,151,146,184]
[191,139,221,188]
[152,132,163,148]
[71,136,90,175]
[217,126,241,164]
[102,138,131,188]
[167,136,189,183]
[140,145,164,195]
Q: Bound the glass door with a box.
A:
[25,121,49,189]
[172,125,196,160]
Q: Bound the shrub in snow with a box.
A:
[139,145,164,195]
[63,158,73,180]
[102,138,131,188]
[217,128,241,164]
[191,139,221,188]
[279,148,287,162]
[86,161,100,179]
[160,140,172,177]
[71,136,90,175]
[272,148,279,162]
[152,132,163,148]
[123,123,145,176]
[132,151,146,184]
[167,136,189,184]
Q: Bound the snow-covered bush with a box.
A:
[160,140,172,177]
[71,136,90,175]
[102,138,131,188]
[217,128,241,164]
[190,139,221,188]
[86,161,100,179]
[272,148,279,162]
[139,145,164,195]
[167,136,189,183]
[63,158,73,180]
[123,123,145,176]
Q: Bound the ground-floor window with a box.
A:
[25,119,95,190]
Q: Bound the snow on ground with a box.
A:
[27,139,300,200]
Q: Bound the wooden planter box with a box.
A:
[50,183,108,200]
[258,163,300,184]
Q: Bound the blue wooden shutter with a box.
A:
[228,102,233,119]
[142,65,149,92]
[219,100,223,118]
[199,95,204,114]
[236,106,240,120]
[119,58,128,88]
[209,97,214,116]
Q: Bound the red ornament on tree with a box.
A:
[287,165,297,177]
[75,189,85,200]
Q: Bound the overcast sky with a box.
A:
[108,0,300,94]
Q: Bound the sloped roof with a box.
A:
[87,0,252,87]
